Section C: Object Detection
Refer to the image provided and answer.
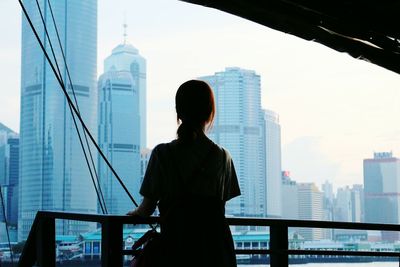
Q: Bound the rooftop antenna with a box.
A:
[123,14,128,44]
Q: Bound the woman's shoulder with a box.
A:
[151,140,178,155]
[207,139,233,161]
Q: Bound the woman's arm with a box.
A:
[127,197,157,217]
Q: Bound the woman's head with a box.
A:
[175,80,216,141]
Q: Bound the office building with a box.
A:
[103,29,147,148]
[298,183,324,240]
[98,50,141,214]
[0,123,19,226]
[200,67,265,217]
[335,186,353,222]
[19,0,98,240]
[281,171,298,219]
[262,110,282,217]
[364,152,400,241]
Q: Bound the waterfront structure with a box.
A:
[0,123,19,226]
[364,152,400,241]
[297,183,324,240]
[98,59,141,214]
[262,110,282,217]
[200,67,266,217]
[281,171,299,219]
[19,0,98,240]
[103,30,147,148]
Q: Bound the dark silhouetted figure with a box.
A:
[128,80,240,267]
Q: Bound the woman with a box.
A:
[128,80,240,267]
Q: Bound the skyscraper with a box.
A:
[103,31,147,148]
[98,43,142,214]
[19,0,98,240]
[364,152,400,240]
[0,123,19,226]
[262,109,282,217]
[281,171,298,219]
[297,183,324,240]
[200,67,265,216]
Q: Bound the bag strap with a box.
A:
[131,229,159,250]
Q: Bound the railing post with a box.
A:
[102,219,123,267]
[270,225,288,267]
[36,217,55,267]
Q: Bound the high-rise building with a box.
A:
[351,184,364,222]
[364,152,400,240]
[298,183,324,240]
[98,53,141,214]
[0,123,19,226]
[200,67,265,217]
[19,0,98,240]
[262,109,282,217]
[103,31,147,148]
[281,171,298,219]
[321,181,334,221]
[335,186,353,222]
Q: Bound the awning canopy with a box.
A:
[182,0,400,74]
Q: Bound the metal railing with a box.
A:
[19,211,400,267]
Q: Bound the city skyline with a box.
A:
[1,0,400,189]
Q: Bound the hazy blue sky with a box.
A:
[1,0,400,189]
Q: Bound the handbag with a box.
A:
[130,229,162,267]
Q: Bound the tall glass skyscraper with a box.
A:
[200,67,266,217]
[19,0,98,240]
[262,109,282,217]
[98,42,143,214]
[104,40,147,148]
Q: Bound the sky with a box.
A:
[1,0,400,190]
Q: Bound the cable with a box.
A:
[46,0,108,214]
[34,0,107,214]
[0,186,14,267]
[18,0,139,208]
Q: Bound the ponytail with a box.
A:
[177,121,202,142]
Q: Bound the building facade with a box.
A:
[200,67,265,217]
[364,152,400,241]
[98,58,141,214]
[297,183,324,241]
[0,123,19,226]
[103,41,146,148]
[281,171,298,219]
[19,0,98,240]
[262,109,282,217]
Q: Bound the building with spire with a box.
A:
[19,1,98,240]
[103,24,147,148]
[97,26,145,214]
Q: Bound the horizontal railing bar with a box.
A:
[36,211,400,231]
[36,211,160,224]
[226,217,400,231]
[288,249,400,257]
